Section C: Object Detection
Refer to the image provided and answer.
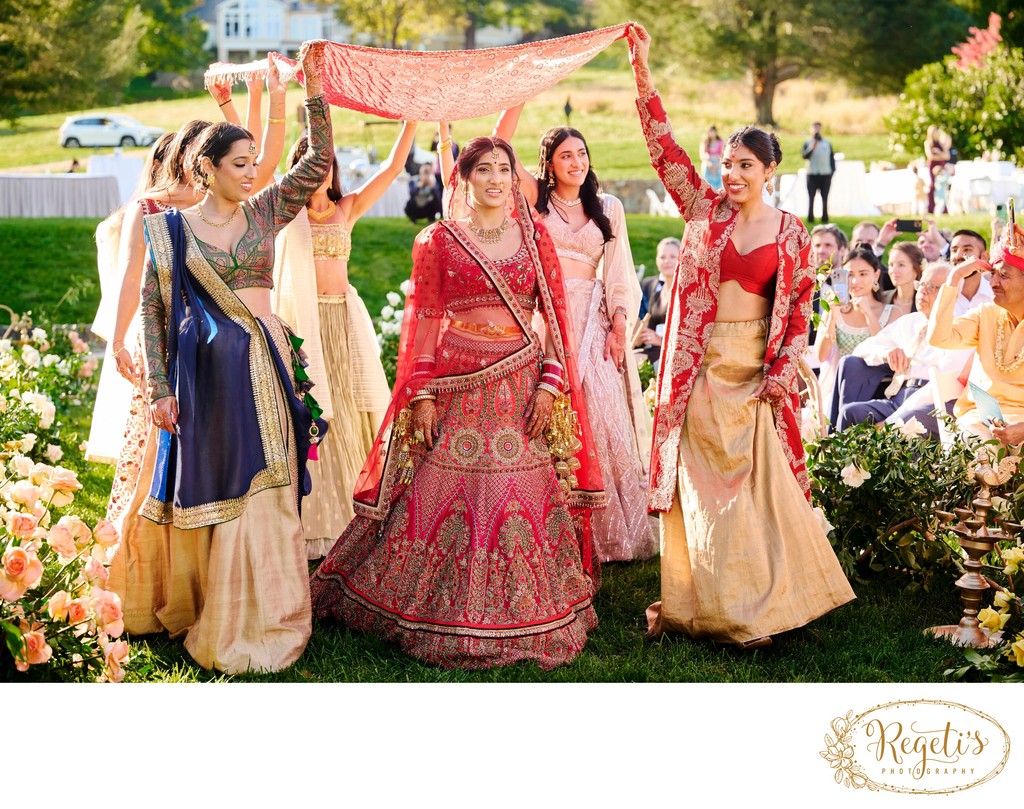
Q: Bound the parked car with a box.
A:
[59,114,164,149]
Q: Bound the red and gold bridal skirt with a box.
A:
[310,331,597,670]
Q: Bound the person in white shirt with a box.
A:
[835,261,973,435]
[947,229,993,314]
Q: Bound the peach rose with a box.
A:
[48,466,82,493]
[5,511,38,540]
[0,547,42,601]
[101,636,130,683]
[47,590,71,621]
[19,433,37,453]
[45,444,63,463]
[91,589,124,637]
[14,622,52,672]
[65,597,90,626]
[57,515,92,548]
[91,518,119,549]
[46,523,77,559]
[83,556,109,587]
[78,358,97,378]
[28,462,53,486]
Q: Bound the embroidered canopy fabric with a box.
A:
[205,25,629,121]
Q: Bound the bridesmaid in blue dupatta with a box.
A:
[137,42,330,674]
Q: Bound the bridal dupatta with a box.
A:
[351,189,603,572]
[204,26,629,121]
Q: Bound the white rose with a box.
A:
[45,444,63,463]
[0,395,5,414]
[840,462,871,488]
[896,416,928,439]
[0,339,11,353]
[20,433,37,453]
[812,506,835,536]
[380,305,395,319]
[21,345,41,368]
[386,291,402,307]
[42,354,61,367]
[399,279,411,295]
[11,455,33,478]
[394,308,405,321]
[31,328,47,343]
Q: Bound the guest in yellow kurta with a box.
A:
[928,223,1024,445]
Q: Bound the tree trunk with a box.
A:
[463,14,477,50]
[752,66,777,127]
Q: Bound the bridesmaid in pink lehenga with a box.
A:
[490,109,656,563]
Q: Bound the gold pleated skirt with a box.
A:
[647,318,854,643]
[301,295,383,558]
[107,317,311,674]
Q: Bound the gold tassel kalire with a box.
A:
[545,394,583,494]
[394,407,416,485]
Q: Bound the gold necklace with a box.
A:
[551,191,582,208]
[197,202,241,228]
[995,309,1024,373]
[468,216,511,244]
[307,200,336,222]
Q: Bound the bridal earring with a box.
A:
[766,176,774,195]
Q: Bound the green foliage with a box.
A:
[135,0,210,76]
[0,0,145,124]
[806,421,981,590]
[885,45,1024,163]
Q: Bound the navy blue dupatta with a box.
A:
[144,209,326,529]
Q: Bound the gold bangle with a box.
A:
[437,139,452,153]
[268,117,286,124]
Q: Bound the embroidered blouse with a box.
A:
[141,94,333,402]
[412,226,539,318]
[543,211,603,269]
[310,222,352,261]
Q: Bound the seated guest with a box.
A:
[808,223,848,347]
[882,241,924,312]
[836,261,972,436]
[948,228,993,313]
[404,162,442,223]
[928,224,1024,444]
[852,220,892,289]
[638,237,680,367]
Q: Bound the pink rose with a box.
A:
[14,622,52,672]
[101,636,129,683]
[46,523,77,559]
[65,597,89,625]
[47,590,71,621]
[91,518,119,549]
[91,590,124,637]
[57,515,91,548]
[68,331,79,342]
[48,467,82,493]
[83,556,110,587]
[45,444,63,463]
[78,358,97,377]
[5,511,38,540]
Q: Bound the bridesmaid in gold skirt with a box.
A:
[273,121,418,558]
[628,25,853,647]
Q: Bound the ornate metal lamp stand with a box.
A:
[929,453,1021,648]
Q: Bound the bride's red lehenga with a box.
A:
[310,189,604,670]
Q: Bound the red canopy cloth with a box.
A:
[205,25,629,121]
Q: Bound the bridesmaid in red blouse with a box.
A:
[627,24,853,648]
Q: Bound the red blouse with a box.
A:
[720,239,777,300]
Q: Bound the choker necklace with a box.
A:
[308,200,336,222]
[468,216,511,244]
[198,202,241,228]
[551,191,582,208]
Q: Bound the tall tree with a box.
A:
[600,0,971,126]
[320,0,441,49]
[455,0,584,49]
[135,0,210,75]
[0,0,144,125]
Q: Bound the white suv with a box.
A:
[59,114,164,148]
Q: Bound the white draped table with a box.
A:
[0,173,120,218]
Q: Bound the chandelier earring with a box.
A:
[547,172,555,188]
[872,281,880,292]
[765,176,774,195]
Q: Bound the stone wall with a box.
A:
[600,178,670,215]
